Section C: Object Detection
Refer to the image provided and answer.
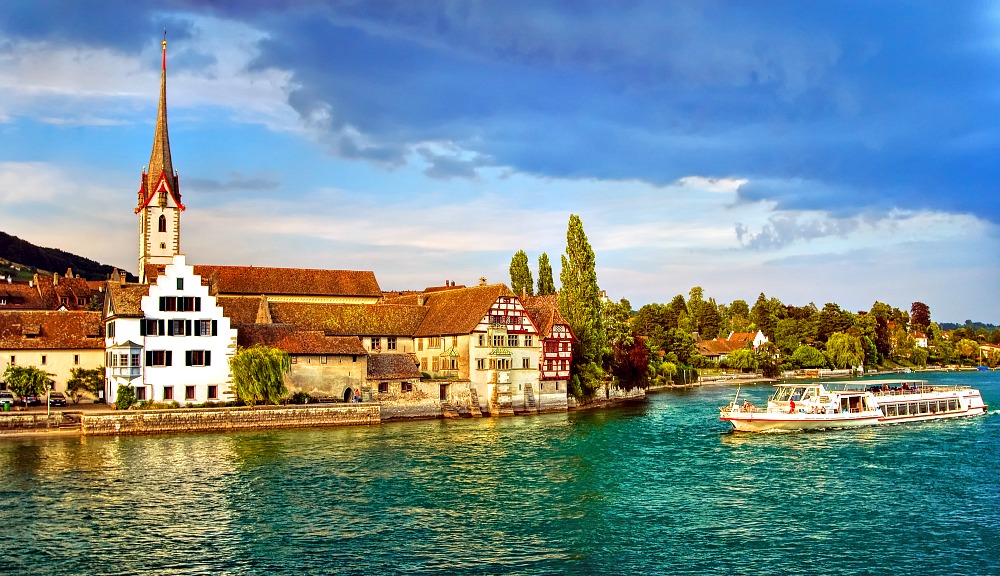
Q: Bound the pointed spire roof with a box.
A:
[137,33,183,212]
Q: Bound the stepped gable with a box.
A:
[414,284,515,337]
[0,310,104,350]
[144,264,381,298]
[520,294,569,336]
[268,302,428,336]
[236,324,366,355]
[105,283,149,318]
[367,353,422,380]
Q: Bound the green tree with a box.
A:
[509,250,534,296]
[954,338,980,366]
[115,384,136,410]
[817,303,854,343]
[558,214,606,399]
[66,366,104,404]
[824,332,865,369]
[750,293,785,341]
[3,365,51,406]
[229,345,291,406]
[755,342,782,378]
[536,252,556,295]
[725,348,758,373]
[229,344,291,407]
[791,345,828,369]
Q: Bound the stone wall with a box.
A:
[0,413,65,433]
[373,384,442,421]
[80,404,380,436]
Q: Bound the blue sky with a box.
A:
[1,1,998,323]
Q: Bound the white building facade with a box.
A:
[106,255,237,405]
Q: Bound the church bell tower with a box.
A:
[136,34,184,284]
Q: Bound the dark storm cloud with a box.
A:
[6,1,1000,224]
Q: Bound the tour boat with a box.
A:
[719,379,987,433]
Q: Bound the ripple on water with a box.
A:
[2,372,999,575]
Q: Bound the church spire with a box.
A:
[137,33,184,283]
[147,31,176,198]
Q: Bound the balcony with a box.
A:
[111,367,141,380]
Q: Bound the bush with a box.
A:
[115,385,136,410]
[288,391,311,404]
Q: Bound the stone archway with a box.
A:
[343,388,354,402]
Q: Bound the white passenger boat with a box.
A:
[720,379,987,432]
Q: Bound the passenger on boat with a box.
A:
[789,399,796,413]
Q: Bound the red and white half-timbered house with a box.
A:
[521,295,575,410]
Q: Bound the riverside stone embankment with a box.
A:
[77,403,380,436]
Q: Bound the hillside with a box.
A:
[0,231,136,282]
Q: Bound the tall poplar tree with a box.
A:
[509,250,534,296]
[558,214,605,398]
[537,252,556,295]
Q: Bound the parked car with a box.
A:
[21,394,41,407]
[0,390,14,408]
[48,391,68,407]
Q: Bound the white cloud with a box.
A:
[0,16,298,131]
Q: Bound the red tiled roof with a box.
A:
[236,324,367,355]
[146,264,381,298]
[0,282,47,309]
[0,310,104,350]
[105,283,149,318]
[414,284,515,337]
[520,294,574,340]
[367,353,422,380]
[696,339,738,357]
[250,301,428,335]
[218,297,265,325]
[728,332,756,346]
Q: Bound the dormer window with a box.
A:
[158,214,167,232]
[158,192,167,207]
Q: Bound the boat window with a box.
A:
[918,402,928,414]
[948,399,958,411]
[885,404,897,417]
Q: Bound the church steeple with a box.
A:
[148,32,176,196]
[137,33,185,283]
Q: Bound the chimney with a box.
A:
[417,294,426,306]
[53,272,60,286]
[65,268,74,278]
[479,277,487,286]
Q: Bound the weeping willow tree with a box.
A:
[229,345,291,406]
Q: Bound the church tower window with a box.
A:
[158,214,167,232]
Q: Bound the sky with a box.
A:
[0,1,998,324]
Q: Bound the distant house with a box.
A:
[696,330,769,362]
[0,310,104,394]
[0,270,102,311]
[913,332,929,349]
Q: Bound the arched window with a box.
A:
[158,214,167,232]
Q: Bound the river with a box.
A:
[1,370,998,575]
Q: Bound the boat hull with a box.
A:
[721,412,882,432]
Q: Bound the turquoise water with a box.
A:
[1,371,998,575]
